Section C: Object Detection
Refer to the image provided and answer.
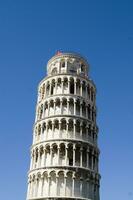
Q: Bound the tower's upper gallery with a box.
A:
[47,52,89,78]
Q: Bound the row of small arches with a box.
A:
[28,169,100,182]
[27,169,99,200]
[33,118,98,144]
[38,76,95,103]
[36,97,96,122]
[30,142,99,172]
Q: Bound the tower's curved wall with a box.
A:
[27,52,100,200]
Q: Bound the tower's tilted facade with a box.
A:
[27,52,100,200]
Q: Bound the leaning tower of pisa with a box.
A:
[27,52,100,200]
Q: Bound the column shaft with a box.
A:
[73,146,76,166]
[65,147,68,165]
[62,81,64,94]
[86,85,88,99]
[80,148,83,167]
[57,147,60,165]
[80,83,83,96]
[80,179,83,197]
[74,122,76,139]
[74,81,77,95]
[68,81,70,94]
[56,176,59,196]
[72,177,75,196]
[74,101,76,115]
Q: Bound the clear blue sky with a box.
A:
[0,0,133,200]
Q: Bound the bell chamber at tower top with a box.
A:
[47,52,89,77]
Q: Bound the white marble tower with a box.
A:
[27,52,100,200]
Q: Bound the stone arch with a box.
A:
[70,77,74,94]
[42,171,49,197]
[82,101,86,117]
[74,172,80,197]
[59,143,65,165]
[82,80,86,98]
[51,143,58,165]
[47,120,52,139]
[69,98,74,115]
[51,67,57,75]
[66,171,72,197]
[62,97,67,115]
[91,86,94,102]
[67,143,73,166]
[68,118,74,138]
[49,171,56,196]
[57,78,62,94]
[75,143,81,166]
[51,79,55,95]
[39,146,44,167]
[54,119,59,139]
[42,83,45,99]
[76,99,80,116]
[42,122,46,138]
[82,121,87,140]
[60,59,66,73]
[76,78,81,95]
[40,104,43,119]
[82,146,87,168]
[46,81,50,96]
[81,63,86,73]
[58,171,65,196]
[60,118,67,138]
[87,83,91,99]
[32,174,36,197]
[55,98,61,115]
[44,101,48,117]
[76,119,80,139]
[34,148,39,168]
[45,144,50,166]
[63,77,68,94]
[49,99,54,116]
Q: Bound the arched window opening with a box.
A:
[46,84,50,96]
[60,144,65,158]
[51,68,57,75]
[83,147,87,167]
[76,79,80,95]
[40,104,43,119]
[82,102,86,117]
[92,107,94,122]
[61,119,66,131]
[91,88,94,101]
[89,151,92,168]
[42,123,46,133]
[82,81,86,97]
[88,86,90,99]
[76,121,80,133]
[49,100,54,116]
[81,63,85,72]
[51,81,55,95]
[76,100,80,116]
[88,105,91,120]
[38,125,41,135]
[68,145,73,166]
[35,150,38,163]
[42,85,45,99]
[75,146,80,166]
[61,61,65,68]
[68,120,74,132]
[70,79,74,94]
[57,78,61,94]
